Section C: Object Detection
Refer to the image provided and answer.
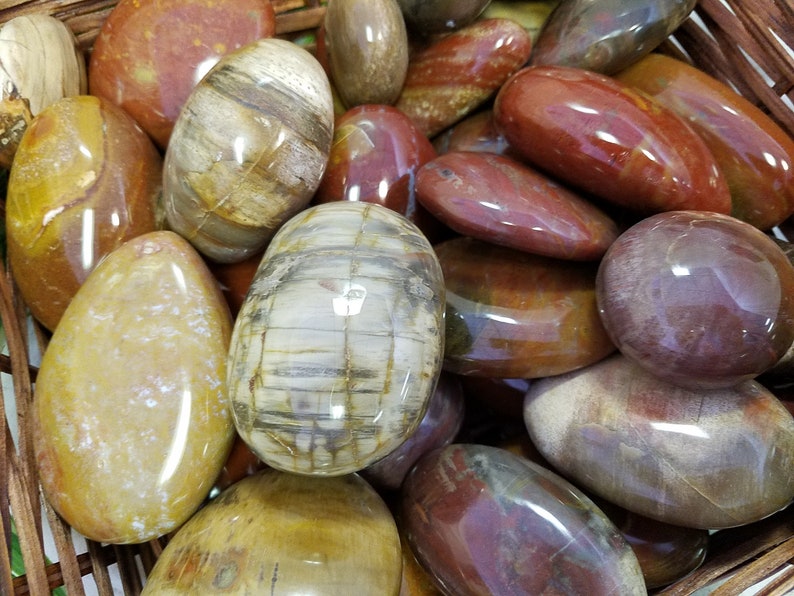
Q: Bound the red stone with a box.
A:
[432,109,513,156]
[616,53,794,230]
[416,151,619,260]
[313,104,446,240]
[89,0,276,149]
[395,18,532,138]
[493,65,731,215]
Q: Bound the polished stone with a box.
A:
[436,236,615,378]
[524,353,794,529]
[597,210,794,388]
[494,65,731,215]
[416,150,619,260]
[143,470,402,594]
[6,95,162,331]
[401,443,647,594]
[228,202,446,476]
[33,231,235,543]
[432,110,513,156]
[396,0,491,34]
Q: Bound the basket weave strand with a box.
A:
[1,0,793,594]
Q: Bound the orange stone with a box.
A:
[33,230,235,544]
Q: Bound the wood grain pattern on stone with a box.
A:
[401,443,647,595]
[494,65,732,215]
[163,37,334,263]
[395,18,533,138]
[143,470,402,595]
[436,236,615,378]
[523,353,794,529]
[7,94,163,331]
[33,231,235,544]
[324,0,408,108]
[228,201,446,476]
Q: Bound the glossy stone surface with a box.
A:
[314,104,444,241]
[493,65,731,215]
[482,0,559,44]
[163,38,334,263]
[396,18,533,138]
[530,0,697,74]
[401,443,647,595]
[228,202,446,476]
[432,110,513,156]
[89,0,275,149]
[616,53,794,231]
[524,353,794,529]
[437,236,615,378]
[143,470,402,594]
[596,500,709,589]
[597,211,794,388]
[33,231,235,544]
[416,151,619,260]
[361,372,464,491]
[396,0,491,34]
[324,0,408,108]
[6,95,162,332]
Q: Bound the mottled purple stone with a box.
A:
[597,210,794,388]
[401,443,647,595]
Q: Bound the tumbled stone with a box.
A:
[401,443,647,594]
[33,231,235,544]
[437,236,615,378]
[597,210,794,388]
[228,201,446,476]
[523,353,794,529]
[396,0,491,34]
[143,470,402,594]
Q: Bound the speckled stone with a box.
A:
[228,201,446,476]
[33,231,235,544]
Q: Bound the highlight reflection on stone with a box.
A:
[228,202,445,476]
[523,354,794,529]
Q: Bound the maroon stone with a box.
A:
[416,151,619,260]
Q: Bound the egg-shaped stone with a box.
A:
[523,353,794,529]
[396,0,491,34]
[163,37,335,263]
[33,231,235,544]
[7,94,162,331]
[228,201,446,476]
[324,0,408,108]
[401,443,647,594]
[142,469,402,595]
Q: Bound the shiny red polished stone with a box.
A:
[597,210,794,388]
[89,0,276,149]
[416,151,619,260]
[493,65,731,216]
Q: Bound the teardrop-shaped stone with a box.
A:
[437,236,615,378]
[523,353,794,529]
[401,443,647,594]
[228,201,446,476]
[33,231,235,544]
[143,470,402,594]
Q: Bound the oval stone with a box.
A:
[616,53,794,231]
[523,353,794,529]
[324,0,408,108]
[416,151,619,260]
[437,236,615,378]
[33,231,235,544]
[493,65,731,215]
[228,201,446,476]
[163,37,334,263]
[529,0,697,74]
[6,94,163,331]
[597,210,794,389]
[395,18,533,138]
[432,109,513,156]
[143,470,402,595]
[396,0,491,34]
[401,443,647,595]
[89,0,276,149]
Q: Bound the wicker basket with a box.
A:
[1,0,793,594]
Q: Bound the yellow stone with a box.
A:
[33,230,235,544]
